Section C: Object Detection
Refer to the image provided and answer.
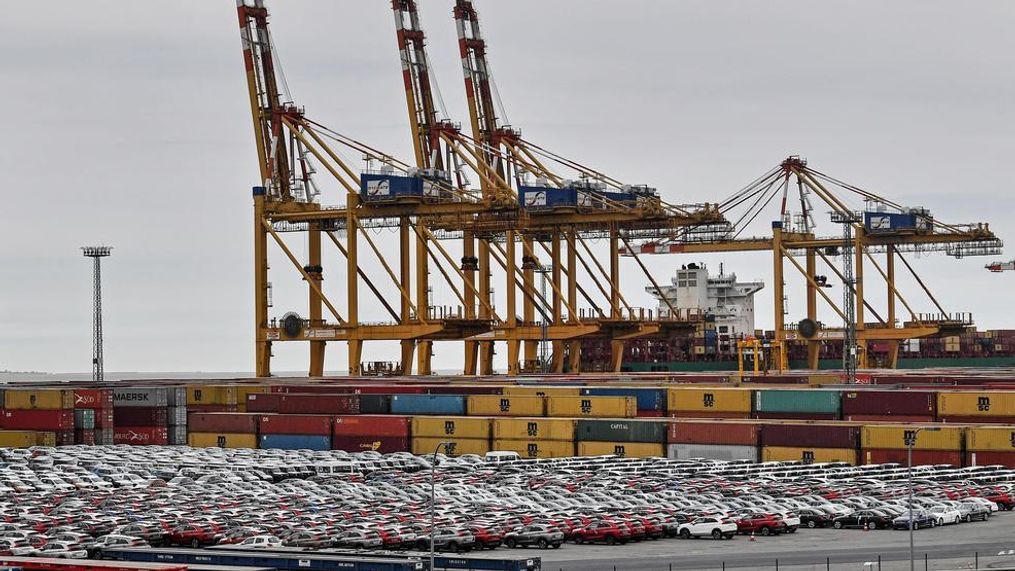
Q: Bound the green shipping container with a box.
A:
[576,419,666,443]
[753,390,841,414]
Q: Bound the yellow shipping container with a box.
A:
[546,396,636,418]
[0,430,48,448]
[861,425,964,451]
[807,374,841,386]
[188,432,259,449]
[966,427,1015,452]
[492,418,576,441]
[467,395,545,417]
[762,446,858,465]
[412,416,491,439]
[938,392,1015,418]
[187,385,238,406]
[667,387,751,413]
[4,389,74,410]
[502,386,581,398]
[493,439,575,459]
[412,437,491,457]
[577,441,664,458]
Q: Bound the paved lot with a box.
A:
[523,512,1015,570]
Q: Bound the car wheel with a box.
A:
[833,521,842,529]
[807,521,816,529]
[505,538,516,549]
[760,527,771,536]
[552,543,561,549]
[867,522,877,531]
[606,535,617,545]
[448,541,459,553]
[574,536,584,544]
[678,529,690,539]
[191,539,199,548]
[954,517,960,525]
[537,539,548,549]
[711,529,722,540]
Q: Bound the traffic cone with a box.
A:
[749,532,756,542]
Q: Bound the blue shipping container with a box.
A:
[864,212,916,232]
[580,387,665,412]
[390,394,466,416]
[519,186,584,209]
[259,434,332,451]
[360,173,421,201]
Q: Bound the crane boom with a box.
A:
[987,260,1015,272]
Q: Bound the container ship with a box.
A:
[602,264,1015,372]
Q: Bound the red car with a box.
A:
[572,521,631,545]
[735,513,787,536]
[467,526,503,550]
[167,523,221,547]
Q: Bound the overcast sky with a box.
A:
[1,1,1012,375]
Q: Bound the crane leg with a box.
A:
[610,340,625,372]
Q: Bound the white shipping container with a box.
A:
[667,444,759,462]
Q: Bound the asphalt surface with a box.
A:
[523,512,1015,571]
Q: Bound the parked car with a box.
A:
[503,524,564,549]
[677,517,737,540]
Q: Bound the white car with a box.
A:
[677,517,737,540]
[37,541,88,559]
[925,504,963,526]
[238,535,283,549]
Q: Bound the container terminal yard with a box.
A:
[4,0,1015,570]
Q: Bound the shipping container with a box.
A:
[545,396,637,418]
[861,425,964,451]
[332,435,410,454]
[168,425,187,445]
[966,450,1015,467]
[391,395,466,416]
[112,388,169,408]
[752,412,840,421]
[843,415,936,423]
[186,385,238,406]
[762,446,858,465]
[259,433,331,451]
[188,432,259,449]
[4,389,73,410]
[761,424,860,449]
[492,418,575,441]
[667,387,751,413]
[167,406,187,426]
[411,436,490,456]
[577,441,665,458]
[73,389,113,409]
[668,421,760,446]
[581,388,665,412]
[966,427,1015,452]
[0,409,74,431]
[93,408,114,429]
[862,448,963,466]
[668,411,752,420]
[186,404,238,414]
[753,389,841,414]
[334,415,409,437]
[576,419,666,443]
[0,430,48,448]
[94,428,113,445]
[55,430,75,446]
[412,416,491,439]
[940,415,1015,424]
[75,429,96,446]
[113,427,169,445]
[233,385,269,410]
[502,386,581,398]
[938,391,1015,418]
[114,407,168,427]
[277,394,360,415]
[492,439,575,459]
[357,395,391,414]
[166,387,187,407]
[666,443,759,462]
[426,385,503,395]
[73,409,96,430]
[840,390,936,416]
[467,395,545,417]
[259,414,332,436]
[246,393,283,413]
[188,412,260,434]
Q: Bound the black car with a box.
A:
[832,510,893,530]
[798,508,834,529]
[503,524,564,549]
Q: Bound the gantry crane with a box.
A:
[624,156,1002,370]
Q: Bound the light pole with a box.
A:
[430,441,451,571]
[906,426,940,571]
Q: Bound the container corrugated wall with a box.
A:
[667,443,759,462]
[412,436,490,456]
[492,418,575,441]
[938,392,1015,418]
[966,427,1015,452]
[577,441,664,458]
[467,395,545,417]
[4,389,74,410]
[841,390,936,416]
[668,421,760,446]
[582,388,665,413]
[502,386,581,397]
[545,396,636,418]
[576,419,666,443]
[259,434,331,451]
[753,389,841,414]
[762,446,858,465]
[861,425,964,450]
[188,432,258,448]
[761,424,860,449]
[391,395,466,416]
[492,439,575,459]
[412,416,491,439]
[668,388,751,414]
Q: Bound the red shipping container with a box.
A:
[94,408,115,429]
[740,375,809,385]
[74,429,96,445]
[114,407,167,427]
[844,414,936,423]
[259,414,332,436]
[426,386,503,395]
[333,415,409,437]
[752,412,840,421]
[940,416,1015,424]
[861,448,963,467]
[278,395,360,415]
[331,435,410,454]
[0,409,74,430]
[246,393,283,413]
[841,390,937,416]
[56,430,75,446]
[669,411,752,420]
[637,410,665,418]
[761,424,860,449]
[113,427,169,445]
[668,421,760,446]
[966,451,1015,467]
[189,413,260,434]
[73,389,114,409]
[271,385,427,395]
[187,404,239,413]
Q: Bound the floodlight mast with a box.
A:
[81,246,112,382]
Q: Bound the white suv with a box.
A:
[677,517,737,540]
